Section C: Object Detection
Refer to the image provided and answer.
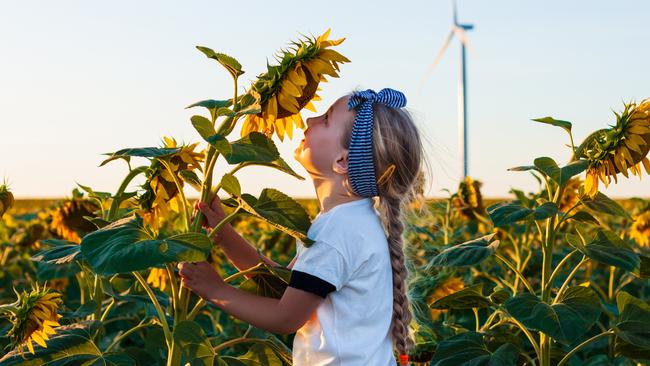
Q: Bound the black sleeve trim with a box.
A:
[288,270,336,298]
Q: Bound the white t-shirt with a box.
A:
[289,197,397,366]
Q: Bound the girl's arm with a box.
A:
[212,222,280,270]
[206,282,322,335]
[179,258,311,334]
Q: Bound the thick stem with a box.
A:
[107,166,148,221]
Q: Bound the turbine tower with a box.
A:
[424,0,474,179]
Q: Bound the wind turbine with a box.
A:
[423,0,474,179]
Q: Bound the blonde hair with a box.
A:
[340,92,428,356]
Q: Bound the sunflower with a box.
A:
[241,29,350,141]
[559,177,582,212]
[577,99,650,197]
[453,176,485,220]
[1,284,62,355]
[427,277,464,321]
[137,137,205,230]
[146,267,169,292]
[0,182,14,218]
[49,189,100,243]
[630,208,650,247]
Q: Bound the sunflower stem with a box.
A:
[557,330,615,366]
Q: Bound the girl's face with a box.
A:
[294,95,355,177]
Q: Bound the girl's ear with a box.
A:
[332,150,349,175]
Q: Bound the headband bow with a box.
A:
[347,88,407,197]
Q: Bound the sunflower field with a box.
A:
[1,29,650,366]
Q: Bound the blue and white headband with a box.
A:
[347,88,407,197]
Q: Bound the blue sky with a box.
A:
[1,0,649,199]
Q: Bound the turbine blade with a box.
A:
[453,26,472,52]
[418,30,455,92]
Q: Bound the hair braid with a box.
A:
[381,195,414,356]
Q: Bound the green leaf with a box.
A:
[196,46,244,79]
[487,201,533,227]
[173,321,216,366]
[533,157,588,186]
[220,173,241,197]
[430,283,492,310]
[31,244,82,264]
[566,211,599,225]
[581,192,630,218]
[206,133,233,156]
[191,115,217,141]
[180,170,202,192]
[208,132,304,180]
[585,230,639,272]
[80,215,212,275]
[429,332,519,366]
[427,233,500,268]
[99,147,181,167]
[0,321,134,365]
[76,183,112,200]
[236,189,312,246]
[614,291,650,350]
[504,286,602,344]
[186,99,232,121]
[238,262,291,299]
[533,202,559,220]
[532,117,572,133]
[489,287,511,305]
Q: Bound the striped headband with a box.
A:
[347,88,407,197]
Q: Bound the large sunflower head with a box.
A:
[137,137,205,230]
[2,284,62,355]
[0,182,15,218]
[453,176,485,220]
[49,189,100,243]
[241,29,350,141]
[578,99,650,197]
[630,207,650,248]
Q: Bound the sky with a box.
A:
[1,0,649,199]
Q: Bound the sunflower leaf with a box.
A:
[505,286,601,345]
[80,215,212,275]
[191,115,217,141]
[99,147,181,167]
[173,321,216,366]
[235,188,312,246]
[429,283,492,310]
[487,200,534,227]
[532,117,572,133]
[428,332,519,366]
[427,233,500,268]
[581,192,631,218]
[220,173,241,197]
[196,46,244,79]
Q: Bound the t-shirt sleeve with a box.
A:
[289,240,349,298]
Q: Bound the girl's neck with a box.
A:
[312,176,363,214]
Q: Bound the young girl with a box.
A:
[178,88,426,365]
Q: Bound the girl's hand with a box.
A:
[192,194,227,229]
[177,261,225,300]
